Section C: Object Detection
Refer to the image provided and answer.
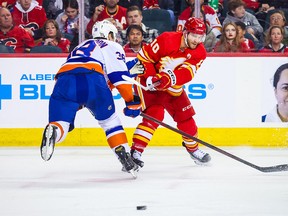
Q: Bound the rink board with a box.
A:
[0,127,287,147]
[0,54,288,147]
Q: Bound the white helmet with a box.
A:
[92,20,118,41]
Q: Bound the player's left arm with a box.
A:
[104,43,137,102]
[170,45,207,86]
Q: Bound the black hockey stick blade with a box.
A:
[140,113,288,173]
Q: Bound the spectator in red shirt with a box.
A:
[11,0,47,40]
[86,0,127,35]
[37,19,71,53]
[0,7,34,52]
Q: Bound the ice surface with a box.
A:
[0,147,288,216]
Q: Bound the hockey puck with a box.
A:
[136,205,147,210]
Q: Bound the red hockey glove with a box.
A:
[146,69,176,91]
[123,95,141,118]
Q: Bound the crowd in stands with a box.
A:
[0,0,288,53]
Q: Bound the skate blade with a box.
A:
[41,146,53,161]
[193,160,211,166]
[41,126,55,161]
[129,169,137,179]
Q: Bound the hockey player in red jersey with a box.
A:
[130,17,211,168]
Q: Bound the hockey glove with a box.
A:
[146,69,176,91]
[126,58,145,77]
[123,95,141,118]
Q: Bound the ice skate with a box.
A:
[114,145,139,179]
[189,149,211,165]
[40,124,57,161]
[131,149,144,168]
[183,143,211,165]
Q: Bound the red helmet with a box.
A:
[184,17,206,35]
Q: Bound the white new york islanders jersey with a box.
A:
[56,38,134,102]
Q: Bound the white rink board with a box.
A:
[0,56,287,128]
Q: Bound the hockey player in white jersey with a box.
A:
[40,20,141,178]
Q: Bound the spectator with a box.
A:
[1,0,43,10]
[37,19,70,53]
[213,22,251,52]
[123,24,146,53]
[86,0,127,35]
[0,7,34,52]
[55,0,89,42]
[235,21,258,51]
[223,0,263,40]
[177,0,222,38]
[12,0,47,40]
[120,5,158,46]
[262,63,288,122]
[261,10,288,45]
[259,25,288,53]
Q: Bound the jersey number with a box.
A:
[69,41,96,58]
[150,39,160,54]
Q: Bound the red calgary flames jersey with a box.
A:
[0,25,34,53]
[12,3,47,31]
[137,31,206,96]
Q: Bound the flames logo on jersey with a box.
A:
[159,56,187,72]
[20,22,39,31]
[0,38,17,50]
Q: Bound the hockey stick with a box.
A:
[122,75,160,91]
[140,112,288,173]
[122,75,151,91]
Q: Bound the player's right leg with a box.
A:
[88,74,138,177]
[178,119,211,165]
[170,91,211,165]
[97,113,139,177]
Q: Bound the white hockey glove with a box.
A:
[126,58,145,77]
